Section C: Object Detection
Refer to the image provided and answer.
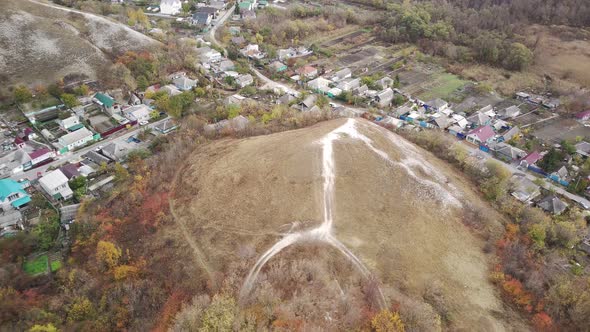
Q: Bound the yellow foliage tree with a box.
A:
[371,309,405,332]
[67,297,95,322]
[113,264,139,281]
[29,324,58,332]
[96,240,122,270]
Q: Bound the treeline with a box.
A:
[347,0,589,71]
[376,2,535,70]
[435,0,590,27]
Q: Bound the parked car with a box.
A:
[139,120,149,126]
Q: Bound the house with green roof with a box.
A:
[93,93,121,116]
[0,179,31,211]
[238,1,254,12]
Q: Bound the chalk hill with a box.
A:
[173,118,528,330]
[0,0,159,88]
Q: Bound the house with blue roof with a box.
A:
[0,179,31,211]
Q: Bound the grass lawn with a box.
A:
[50,260,62,272]
[418,73,468,101]
[23,255,48,275]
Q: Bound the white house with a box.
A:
[196,47,222,63]
[57,115,80,131]
[39,169,73,200]
[160,0,182,15]
[173,76,197,91]
[124,105,151,123]
[58,127,94,151]
[236,74,254,88]
[331,68,352,82]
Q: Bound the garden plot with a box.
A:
[533,118,590,143]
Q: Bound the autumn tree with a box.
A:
[29,324,58,332]
[96,240,122,270]
[371,309,405,332]
[67,296,95,322]
[61,93,79,109]
[504,43,533,71]
[199,294,236,331]
[14,85,33,104]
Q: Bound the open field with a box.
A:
[527,25,590,88]
[416,73,468,102]
[171,118,528,330]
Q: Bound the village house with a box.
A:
[498,105,521,119]
[278,93,296,105]
[231,36,246,46]
[537,195,568,215]
[209,0,227,10]
[466,125,495,145]
[240,44,265,59]
[191,12,213,27]
[57,115,80,131]
[299,95,317,111]
[520,151,543,168]
[219,59,235,72]
[173,76,197,91]
[424,98,448,112]
[0,179,31,211]
[269,61,288,73]
[225,94,249,106]
[154,119,179,134]
[93,93,121,115]
[432,115,452,130]
[57,127,94,151]
[574,110,590,121]
[124,105,151,123]
[197,6,219,18]
[307,77,331,94]
[196,47,222,63]
[236,74,254,88]
[376,76,394,89]
[59,163,81,180]
[510,174,541,203]
[241,9,256,20]
[337,78,360,92]
[575,141,590,158]
[498,126,520,142]
[295,65,318,79]
[467,111,491,127]
[0,149,31,176]
[296,65,318,79]
[28,148,55,166]
[39,169,73,200]
[490,142,527,161]
[101,143,126,162]
[331,68,352,82]
[375,88,394,108]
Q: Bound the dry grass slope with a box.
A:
[173,118,530,330]
[0,0,159,88]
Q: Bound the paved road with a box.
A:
[10,118,170,181]
[207,5,235,49]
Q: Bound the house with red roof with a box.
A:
[28,148,56,166]
[466,125,495,145]
[575,110,590,121]
[520,151,543,168]
[296,65,318,79]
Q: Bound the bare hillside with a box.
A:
[0,0,160,87]
[172,118,530,331]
